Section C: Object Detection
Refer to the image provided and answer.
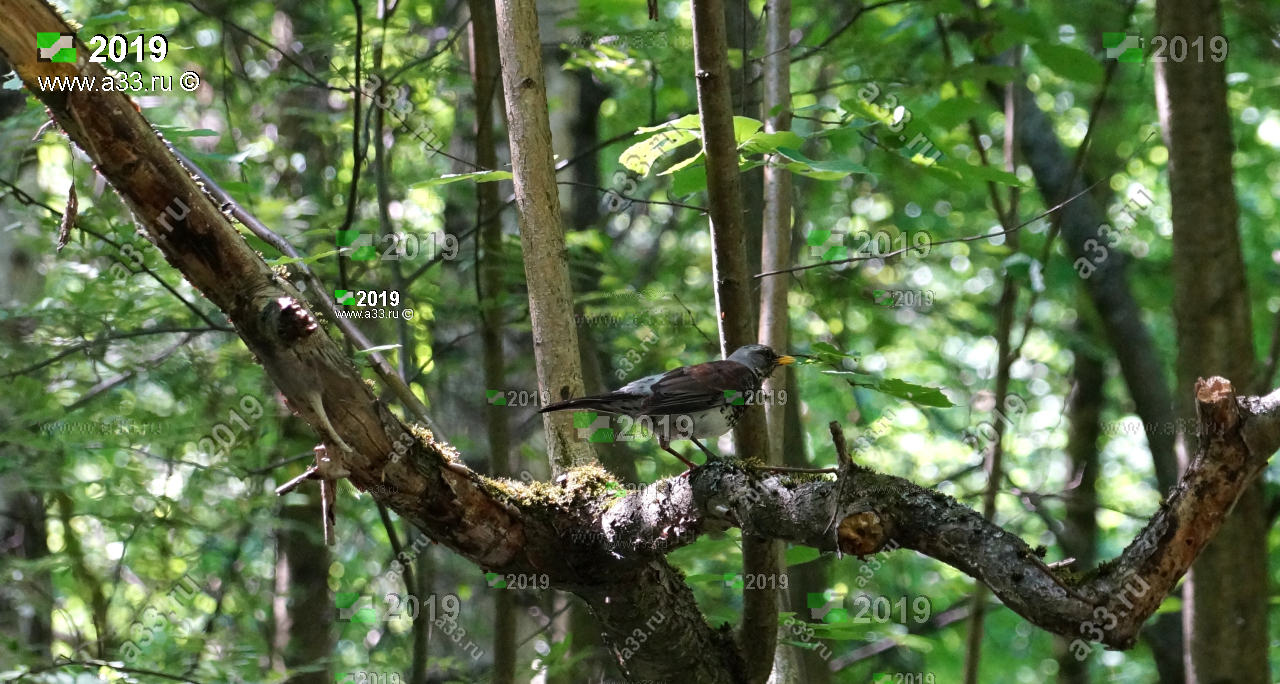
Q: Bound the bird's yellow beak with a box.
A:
[777,355,796,366]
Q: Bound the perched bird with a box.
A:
[539,344,795,469]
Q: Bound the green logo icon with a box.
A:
[872,676,894,684]
[1103,32,1142,63]
[36,32,76,63]
[872,289,893,307]
[807,591,849,623]
[334,289,355,305]
[723,573,744,589]
[574,411,614,443]
[486,390,507,406]
[723,390,745,406]
[335,592,375,624]
[806,229,847,261]
[336,229,376,260]
[485,572,507,588]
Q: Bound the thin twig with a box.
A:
[556,180,707,212]
[3,327,228,379]
[829,420,850,469]
[179,0,335,90]
[5,658,202,683]
[792,0,928,61]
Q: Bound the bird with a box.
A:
[539,344,795,470]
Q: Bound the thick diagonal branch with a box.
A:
[598,377,1280,650]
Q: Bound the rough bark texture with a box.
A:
[691,0,778,680]
[493,0,594,474]
[469,0,517,679]
[1155,0,1266,680]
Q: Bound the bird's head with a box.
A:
[728,344,796,378]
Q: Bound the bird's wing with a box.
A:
[538,370,669,414]
[640,360,756,415]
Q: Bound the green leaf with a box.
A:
[866,377,953,407]
[775,147,870,181]
[660,149,706,176]
[931,156,1028,187]
[739,130,805,155]
[989,7,1047,44]
[811,341,843,356]
[668,163,707,196]
[820,372,953,407]
[636,114,702,133]
[622,115,762,176]
[620,124,698,175]
[415,170,513,186]
[356,344,402,355]
[732,116,764,142]
[926,98,987,130]
[1032,44,1104,84]
[785,546,823,567]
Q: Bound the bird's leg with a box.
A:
[690,437,720,461]
[659,436,698,476]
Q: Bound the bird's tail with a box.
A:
[538,395,626,414]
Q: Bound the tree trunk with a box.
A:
[1155,0,1266,680]
[757,0,795,679]
[691,0,777,680]
[273,499,334,683]
[469,0,518,680]
[1053,335,1102,684]
[494,0,594,475]
[0,96,52,663]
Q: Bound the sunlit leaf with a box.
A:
[1032,43,1104,84]
[415,170,513,186]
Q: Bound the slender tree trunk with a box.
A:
[469,0,518,679]
[758,0,795,679]
[0,104,51,663]
[726,0,763,284]
[411,545,434,683]
[494,0,594,474]
[1052,334,1102,684]
[268,12,340,678]
[691,0,777,680]
[1155,1,1266,681]
[273,498,334,683]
